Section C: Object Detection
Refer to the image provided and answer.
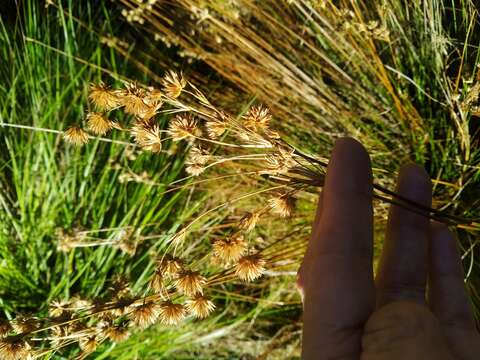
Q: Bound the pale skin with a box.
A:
[297,138,480,359]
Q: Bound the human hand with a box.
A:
[297,138,480,359]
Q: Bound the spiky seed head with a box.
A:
[268,195,296,218]
[0,319,12,338]
[130,121,162,153]
[63,126,89,146]
[158,255,184,278]
[168,114,198,141]
[119,83,150,116]
[187,146,210,165]
[11,316,39,334]
[79,336,98,354]
[149,269,164,293]
[128,302,161,329]
[185,162,205,176]
[101,324,130,343]
[159,301,186,325]
[88,83,120,111]
[162,70,187,98]
[243,105,272,130]
[174,270,206,296]
[86,112,115,136]
[185,295,215,319]
[212,236,247,264]
[0,339,31,360]
[49,300,70,318]
[238,211,261,232]
[205,120,226,139]
[235,254,266,282]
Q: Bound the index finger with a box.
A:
[301,137,375,359]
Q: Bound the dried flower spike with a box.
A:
[101,324,130,343]
[86,112,115,136]
[128,301,161,329]
[131,121,162,153]
[185,295,215,319]
[149,268,164,293]
[243,105,272,131]
[238,211,261,232]
[89,83,120,111]
[235,254,266,282]
[268,195,296,218]
[79,336,98,354]
[158,255,184,278]
[0,319,12,338]
[174,270,206,296]
[162,70,187,98]
[212,236,247,264]
[159,301,186,325]
[0,338,31,360]
[168,114,198,141]
[63,126,89,146]
[120,83,150,116]
[205,120,227,139]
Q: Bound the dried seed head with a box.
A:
[268,195,296,218]
[120,83,150,116]
[49,300,70,318]
[100,324,130,343]
[0,339,31,360]
[174,270,206,296]
[235,254,266,282]
[149,269,164,293]
[243,105,272,130]
[86,112,115,136]
[205,120,227,139]
[128,301,161,329]
[162,70,187,98]
[89,83,120,111]
[130,121,162,153]
[0,319,12,338]
[158,255,184,278]
[168,114,199,141]
[238,211,261,232]
[185,295,215,319]
[159,301,186,325]
[264,150,296,174]
[187,146,210,165]
[212,236,247,264]
[11,316,39,334]
[63,126,89,146]
[185,163,205,176]
[79,336,98,354]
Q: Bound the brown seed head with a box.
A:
[238,211,261,232]
[149,269,164,293]
[205,120,227,139]
[86,112,115,136]
[185,295,215,319]
[162,70,187,98]
[174,270,206,296]
[120,83,150,116]
[79,336,98,354]
[158,255,184,278]
[49,300,70,318]
[11,316,39,334]
[268,195,296,218]
[168,114,198,141]
[128,301,161,329]
[100,323,130,343]
[243,105,272,130]
[0,320,12,338]
[130,121,162,153]
[212,236,247,264]
[235,254,266,282]
[63,126,89,146]
[159,301,186,325]
[0,339,31,360]
[89,83,120,111]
